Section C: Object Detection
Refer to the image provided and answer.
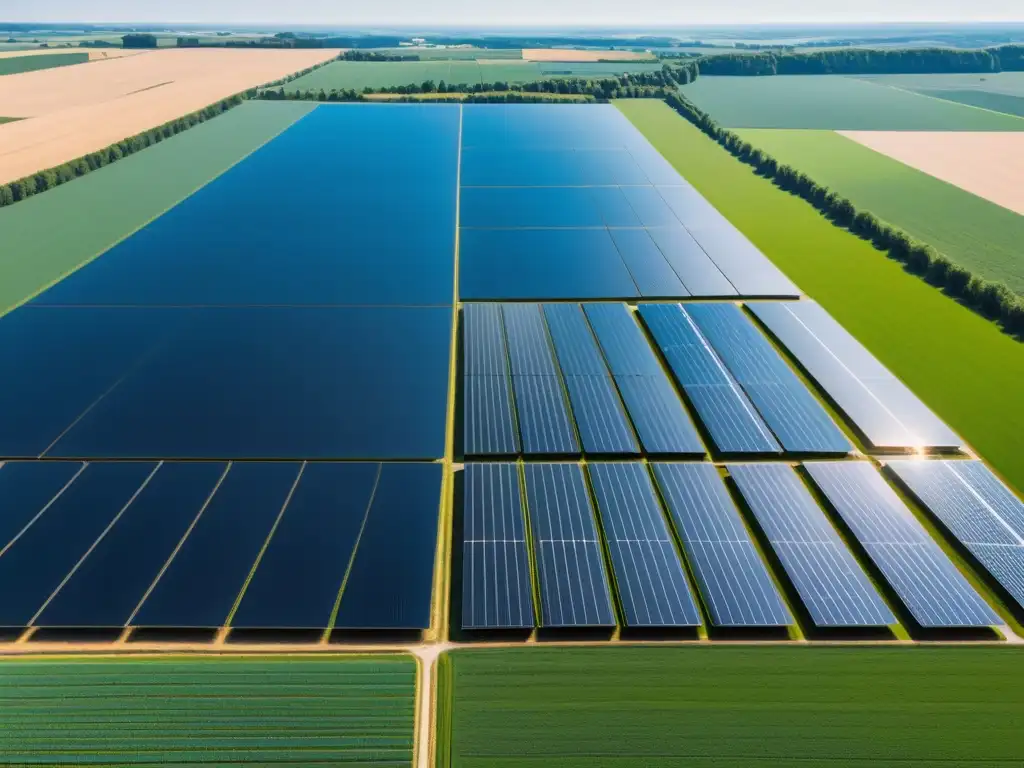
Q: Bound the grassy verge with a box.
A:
[0,101,315,317]
[617,99,1024,496]
[0,655,417,765]
[447,646,1024,766]
[435,652,454,768]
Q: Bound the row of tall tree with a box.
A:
[664,91,1024,337]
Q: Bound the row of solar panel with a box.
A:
[0,461,441,630]
[462,302,852,458]
[461,461,1007,632]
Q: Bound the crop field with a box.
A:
[856,72,1024,117]
[522,48,656,61]
[0,51,88,74]
[376,47,524,60]
[0,47,338,184]
[735,128,1024,293]
[840,130,1024,217]
[1,655,417,766]
[678,75,1024,130]
[441,647,1024,767]
[0,100,315,316]
[617,99,1024,495]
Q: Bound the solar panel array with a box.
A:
[0,461,441,630]
[805,461,999,628]
[887,460,1024,614]
[750,301,962,451]
[458,104,801,301]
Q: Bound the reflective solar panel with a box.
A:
[887,460,1024,613]
[542,303,609,376]
[608,228,690,298]
[685,303,851,455]
[589,463,701,627]
[583,303,662,376]
[463,304,519,456]
[587,187,643,227]
[683,222,801,297]
[652,463,792,627]
[461,187,606,228]
[524,463,615,628]
[640,304,781,455]
[750,302,961,450]
[804,461,999,628]
[645,226,737,297]
[728,463,894,627]
[0,461,84,550]
[512,376,579,455]
[462,303,507,376]
[462,464,535,630]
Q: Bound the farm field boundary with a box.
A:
[441,646,1024,767]
[0,51,88,75]
[616,99,1024,496]
[0,100,316,317]
[735,128,1024,294]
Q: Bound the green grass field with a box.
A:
[0,100,315,317]
[0,51,88,75]
[734,128,1024,294]
[376,48,524,60]
[925,90,1024,117]
[617,100,1024,495]
[443,647,1024,766]
[857,71,1024,96]
[678,75,1024,129]
[1,655,416,765]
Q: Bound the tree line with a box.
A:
[664,91,1024,337]
[678,44,1024,77]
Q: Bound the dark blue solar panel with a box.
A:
[685,303,851,455]
[0,462,157,627]
[587,187,642,227]
[462,303,507,376]
[133,462,300,628]
[461,104,638,150]
[608,229,689,298]
[655,184,720,226]
[35,462,226,628]
[583,303,662,376]
[750,302,961,450]
[589,463,701,627]
[35,306,451,460]
[645,226,737,297]
[639,304,780,455]
[575,149,652,186]
[542,303,608,376]
[459,229,639,301]
[231,463,380,630]
[334,463,442,629]
[887,460,1024,613]
[464,375,520,456]
[729,463,894,628]
[524,463,615,628]
[0,461,84,548]
[512,376,579,455]
[562,375,638,454]
[620,186,681,227]
[614,376,705,455]
[460,148,585,186]
[461,187,606,228]
[804,461,999,628]
[462,463,535,630]
[652,462,792,627]
[627,143,687,185]
[34,105,459,308]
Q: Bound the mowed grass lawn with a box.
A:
[617,100,1024,495]
[444,647,1024,767]
[0,101,316,317]
[0,655,416,765]
[678,75,1024,130]
[734,128,1024,294]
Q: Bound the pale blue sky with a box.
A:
[6,0,1023,26]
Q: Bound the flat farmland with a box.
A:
[522,48,655,61]
[736,128,1024,293]
[442,647,1024,766]
[0,48,338,184]
[840,130,1024,216]
[679,75,1024,130]
[617,99,1024,495]
[856,72,1024,116]
[0,100,316,316]
[1,655,416,766]
[0,51,88,74]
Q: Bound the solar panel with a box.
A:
[587,187,643,227]
[639,304,781,455]
[728,463,894,628]
[462,304,519,456]
[35,462,226,629]
[682,221,801,298]
[462,464,535,630]
[608,228,690,298]
[231,463,379,630]
[804,461,999,628]
[503,303,559,377]
[583,303,662,376]
[651,463,792,627]
[589,463,702,627]
[750,302,961,450]
[461,187,607,228]
[332,463,442,630]
[887,460,1024,613]
[645,226,737,297]
[524,463,615,628]
[0,462,158,628]
[685,304,851,455]
[542,304,608,376]
[0,461,84,550]
[463,303,507,376]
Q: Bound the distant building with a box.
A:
[177,37,200,48]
